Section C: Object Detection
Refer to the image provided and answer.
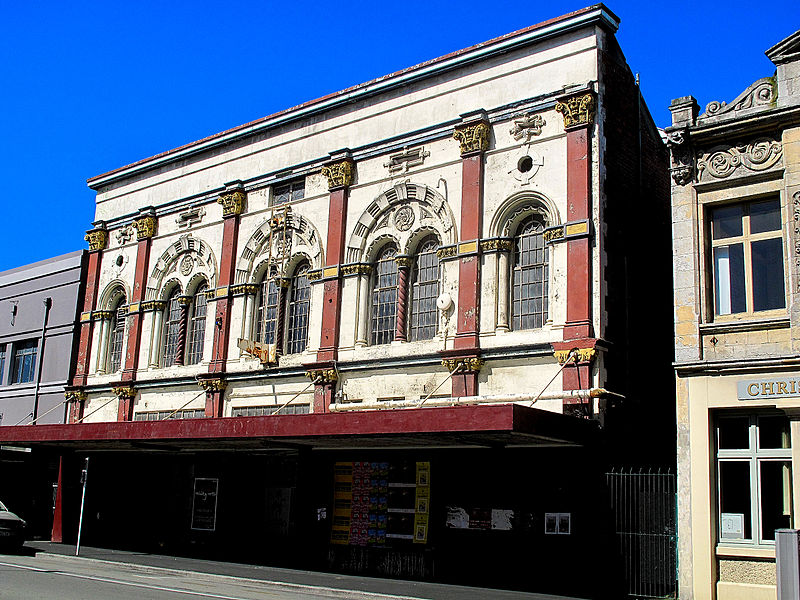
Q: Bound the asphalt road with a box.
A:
[0,553,426,600]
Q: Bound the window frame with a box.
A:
[186,282,208,365]
[271,178,305,206]
[161,288,183,367]
[511,215,548,331]
[409,236,440,342]
[286,262,311,355]
[370,244,399,345]
[11,339,38,385]
[255,272,280,346]
[108,296,127,373]
[715,412,793,547]
[707,196,787,321]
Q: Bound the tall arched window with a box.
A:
[186,282,207,365]
[371,245,398,345]
[108,295,127,372]
[512,216,548,330]
[410,236,439,341]
[286,263,310,354]
[161,288,182,366]
[256,271,279,345]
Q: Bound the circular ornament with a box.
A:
[180,254,194,276]
[394,205,415,231]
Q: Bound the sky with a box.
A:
[0,1,797,273]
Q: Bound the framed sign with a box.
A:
[191,478,219,531]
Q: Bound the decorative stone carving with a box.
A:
[395,255,413,268]
[341,264,372,276]
[321,159,354,189]
[384,146,430,174]
[394,205,415,231]
[134,216,157,240]
[91,310,114,321]
[305,368,338,383]
[436,246,457,259]
[543,227,564,243]
[554,348,596,364]
[701,77,776,119]
[441,357,484,373]
[793,191,800,292]
[197,378,227,392]
[479,239,513,252]
[115,226,134,245]
[510,113,545,141]
[307,269,322,281]
[146,234,218,300]
[141,300,166,312]
[218,190,246,217]
[177,295,193,307]
[453,121,490,155]
[179,254,194,276]
[85,228,108,251]
[230,283,259,296]
[64,390,87,403]
[176,206,206,228]
[511,150,544,184]
[555,93,595,130]
[696,138,782,181]
[112,385,136,399]
[666,128,694,186]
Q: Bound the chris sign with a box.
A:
[737,377,800,400]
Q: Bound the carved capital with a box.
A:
[305,368,338,383]
[307,269,323,281]
[84,228,108,251]
[555,93,595,130]
[441,357,484,373]
[453,121,490,156]
[197,378,227,392]
[321,159,354,190]
[479,239,513,253]
[92,310,114,321]
[230,283,260,296]
[141,300,167,312]
[218,190,246,217]
[112,385,136,399]
[341,263,373,277]
[177,295,193,307]
[65,390,87,403]
[554,347,596,364]
[436,246,458,260]
[395,256,413,269]
[133,216,157,240]
[543,227,564,243]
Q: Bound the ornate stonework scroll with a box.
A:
[696,137,782,181]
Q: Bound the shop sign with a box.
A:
[737,377,800,400]
[191,478,218,531]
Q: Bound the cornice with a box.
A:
[87,6,616,190]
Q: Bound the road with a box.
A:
[0,553,424,600]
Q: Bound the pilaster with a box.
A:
[73,224,107,387]
[198,377,227,418]
[122,209,156,381]
[113,384,136,422]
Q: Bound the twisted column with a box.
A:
[174,296,192,366]
[395,256,412,342]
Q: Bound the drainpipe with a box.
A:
[32,297,52,424]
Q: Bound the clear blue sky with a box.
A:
[1,1,797,272]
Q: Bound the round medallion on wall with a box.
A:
[180,254,194,276]
[511,148,544,184]
[394,205,415,231]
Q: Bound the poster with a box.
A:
[191,478,218,531]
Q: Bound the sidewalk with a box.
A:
[27,541,585,600]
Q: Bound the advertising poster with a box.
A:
[191,478,219,531]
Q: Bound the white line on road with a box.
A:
[0,559,428,600]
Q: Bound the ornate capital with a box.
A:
[112,385,136,399]
[555,93,595,130]
[230,283,260,296]
[479,239,513,253]
[341,263,373,277]
[554,347,596,364]
[218,190,246,217]
[305,368,338,383]
[307,269,323,281]
[177,295,193,307]
[543,227,564,243]
[141,300,166,312]
[65,390,87,403]
[441,357,484,373]
[321,159,354,190]
[453,121,490,156]
[133,215,157,240]
[84,228,108,251]
[197,378,227,392]
[92,310,114,321]
[395,256,413,269]
[436,246,458,260]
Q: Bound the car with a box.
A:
[0,500,26,551]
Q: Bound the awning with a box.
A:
[0,404,599,452]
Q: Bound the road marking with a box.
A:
[0,559,428,600]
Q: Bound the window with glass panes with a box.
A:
[410,237,439,341]
[716,413,793,545]
[512,216,548,330]
[710,198,786,316]
[186,283,207,365]
[286,264,310,354]
[371,245,398,345]
[11,340,38,384]
[0,344,6,384]
[108,297,126,372]
[256,275,279,345]
[272,179,305,206]
[161,289,182,367]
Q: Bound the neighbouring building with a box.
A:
[668,29,800,600]
[1,5,672,597]
[0,250,87,538]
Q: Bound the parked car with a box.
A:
[0,500,26,550]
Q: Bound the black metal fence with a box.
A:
[606,469,677,599]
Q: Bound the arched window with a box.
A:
[512,216,548,330]
[161,288,182,366]
[256,271,279,345]
[108,295,127,372]
[286,263,310,354]
[371,245,398,345]
[410,236,439,341]
[186,282,207,365]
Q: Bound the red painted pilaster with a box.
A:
[306,367,337,414]
[72,227,107,387]
[122,213,156,382]
[556,92,595,341]
[50,456,64,542]
[115,385,136,422]
[198,378,227,418]
[209,185,245,374]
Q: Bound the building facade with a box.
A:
[0,251,87,537]
[669,30,800,600]
[1,5,672,597]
